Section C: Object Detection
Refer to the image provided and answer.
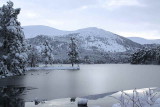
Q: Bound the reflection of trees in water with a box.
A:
[0,86,25,107]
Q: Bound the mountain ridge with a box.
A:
[23,25,160,45]
[127,37,160,44]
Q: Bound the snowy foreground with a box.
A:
[112,88,160,107]
[25,88,160,107]
[27,65,80,71]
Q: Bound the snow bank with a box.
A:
[78,98,88,106]
[82,91,117,100]
[27,66,80,71]
[112,88,160,107]
[112,103,121,107]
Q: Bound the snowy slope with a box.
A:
[128,37,160,44]
[27,29,142,53]
[27,34,140,63]
[23,25,70,38]
[25,25,142,52]
[72,27,142,52]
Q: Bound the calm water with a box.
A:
[0,64,160,103]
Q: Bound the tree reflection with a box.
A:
[0,86,25,107]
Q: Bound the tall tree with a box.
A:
[68,37,79,67]
[41,40,54,66]
[0,1,27,75]
[27,45,40,67]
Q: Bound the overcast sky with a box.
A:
[0,0,160,39]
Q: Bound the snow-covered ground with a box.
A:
[25,88,160,107]
[27,65,80,71]
[112,88,160,107]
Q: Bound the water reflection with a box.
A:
[0,86,25,107]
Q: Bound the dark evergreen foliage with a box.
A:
[68,37,79,66]
[41,40,54,66]
[131,47,160,64]
[27,45,40,67]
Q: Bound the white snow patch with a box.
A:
[78,98,88,105]
[27,66,80,71]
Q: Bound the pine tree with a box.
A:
[41,40,54,66]
[0,1,27,75]
[27,45,40,67]
[68,37,79,67]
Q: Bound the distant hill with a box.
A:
[127,37,160,44]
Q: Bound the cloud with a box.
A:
[107,0,144,7]
[22,11,39,18]
[0,0,160,39]
[100,0,146,10]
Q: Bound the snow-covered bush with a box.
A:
[112,88,160,107]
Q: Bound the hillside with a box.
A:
[27,31,142,63]
[24,25,148,63]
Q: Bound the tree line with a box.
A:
[131,46,160,64]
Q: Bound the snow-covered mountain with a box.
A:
[26,26,142,53]
[128,37,160,44]
[25,25,145,63]
[73,27,142,52]
[23,25,160,46]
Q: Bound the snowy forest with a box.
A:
[0,1,79,77]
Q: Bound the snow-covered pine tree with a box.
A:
[0,1,27,75]
[27,45,40,67]
[41,40,54,66]
[68,37,79,67]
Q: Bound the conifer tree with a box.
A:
[41,40,54,66]
[68,37,79,67]
[27,45,39,67]
[0,1,27,75]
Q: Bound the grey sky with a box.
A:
[0,0,160,39]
